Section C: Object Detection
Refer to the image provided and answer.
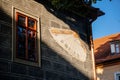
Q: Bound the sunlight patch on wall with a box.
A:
[96,66,104,74]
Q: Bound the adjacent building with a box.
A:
[94,33,120,80]
[0,0,103,80]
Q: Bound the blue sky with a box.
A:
[92,0,120,39]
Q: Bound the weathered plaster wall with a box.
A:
[0,0,94,80]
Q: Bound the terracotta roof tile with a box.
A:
[93,33,120,64]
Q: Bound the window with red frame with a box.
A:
[16,12,38,62]
[110,40,120,55]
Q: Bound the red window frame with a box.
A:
[16,12,38,62]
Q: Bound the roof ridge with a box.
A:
[94,33,120,41]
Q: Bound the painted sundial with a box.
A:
[49,28,87,62]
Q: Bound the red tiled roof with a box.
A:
[93,33,120,64]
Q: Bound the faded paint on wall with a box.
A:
[49,28,88,62]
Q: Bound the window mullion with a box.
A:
[26,16,28,60]
[34,20,37,62]
[35,30,37,62]
[16,13,19,58]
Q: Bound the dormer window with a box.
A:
[110,40,120,55]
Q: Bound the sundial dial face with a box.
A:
[49,28,87,62]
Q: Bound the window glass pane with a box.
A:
[16,12,38,64]
[18,15,26,26]
[28,18,35,28]
[27,30,37,62]
[116,44,120,53]
[17,26,26,59]
[110,44,115,54]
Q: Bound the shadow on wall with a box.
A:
[0,7,90,80]
[41,41,89,80]
[0,7,12,60]
[35,0,91,45]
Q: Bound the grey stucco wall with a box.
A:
[0,0,94,80]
